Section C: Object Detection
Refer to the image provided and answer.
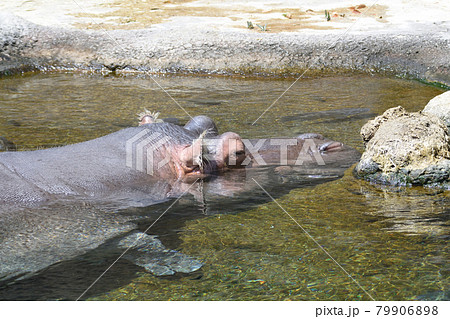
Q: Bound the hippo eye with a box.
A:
[234,151,245,156]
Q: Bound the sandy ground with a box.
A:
[1,0,449,35]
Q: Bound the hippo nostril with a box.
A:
[319,141,343,152]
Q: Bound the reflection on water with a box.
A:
[0,72,447,300]
[0,72,444,151]
[92,172,449,301]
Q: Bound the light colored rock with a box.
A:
[360,106,407,144]
[355,106,450,187]
[423,91,450,128]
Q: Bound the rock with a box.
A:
[355,106,450,187]
[360,106,407,144]
[1,12,450,86]
[423,91,450,128]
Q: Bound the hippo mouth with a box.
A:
[182,157,222,179]
[186,166,203,175]
[183,160,212,176]
[181,165,215,182]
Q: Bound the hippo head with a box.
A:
[174,132,246,180]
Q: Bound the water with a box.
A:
[1,72,443,151]
[0,72,447,300]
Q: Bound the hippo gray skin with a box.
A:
[0,115,360,295]
[0,115,244,286]
[0,115,245,209]
[199,132,361,201]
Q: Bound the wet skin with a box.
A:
[0,116,360,207]
[0,117,247,208]
[244,133,359,167]
[0,117,245,283]
[0,115,360,287]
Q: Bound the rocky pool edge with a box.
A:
[0,13,449,87]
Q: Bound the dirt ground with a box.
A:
[1,0,448,34]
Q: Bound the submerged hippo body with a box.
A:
[0,115,360,295]
[0,119,231,286]
[0,117,246,287]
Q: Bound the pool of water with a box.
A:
[0,72,448,300]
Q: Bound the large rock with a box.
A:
[423,91,450,128]
[355,106,450,187]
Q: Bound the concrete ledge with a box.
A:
[0,13,449,86]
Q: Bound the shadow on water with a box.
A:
[0,72,447,300]
[92,172,448,301]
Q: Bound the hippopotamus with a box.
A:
[0,112,359,213]
[0,116,244,288]
[0,114,360,298]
